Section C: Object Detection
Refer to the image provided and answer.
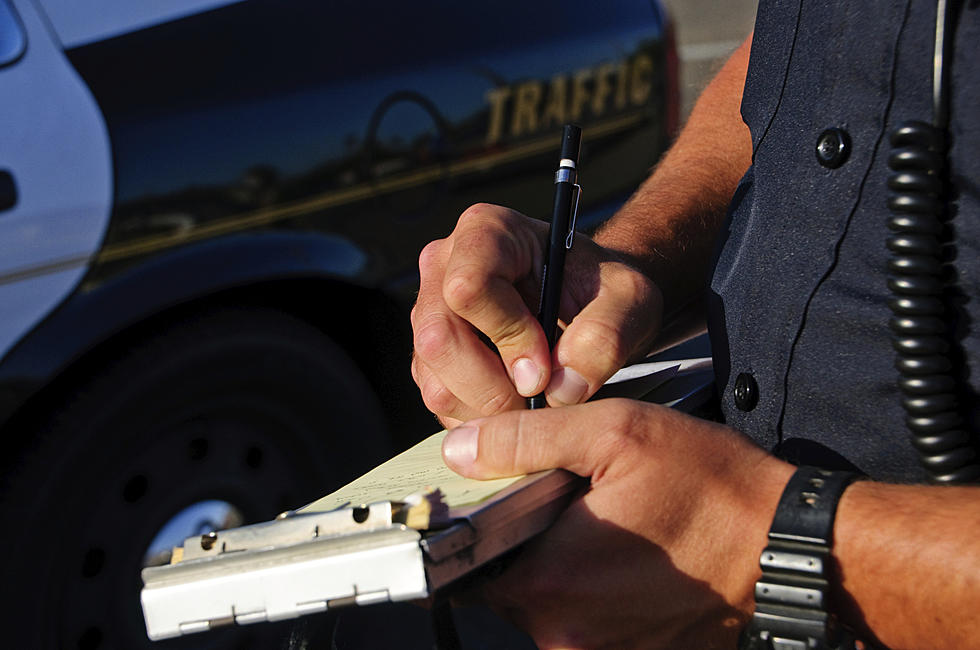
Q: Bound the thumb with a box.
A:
[441,401,633,480]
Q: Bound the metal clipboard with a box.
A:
[140,468,582,640]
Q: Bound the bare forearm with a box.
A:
[833,482,980,648]
[595,35,754,316]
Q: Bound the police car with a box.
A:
[0,0,677,647]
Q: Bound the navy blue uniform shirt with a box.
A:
[709,0,980,482]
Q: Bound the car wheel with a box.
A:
[0,307,391,649]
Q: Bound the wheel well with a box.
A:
[0,277,432,474]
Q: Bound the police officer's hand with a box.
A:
[411,204,662,427]
[440,399,794,649]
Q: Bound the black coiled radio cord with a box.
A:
[885,0,979,484]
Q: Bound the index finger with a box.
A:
[442,204,554,397]
[413,238,527,420]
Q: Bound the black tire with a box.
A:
[0,307,391,650]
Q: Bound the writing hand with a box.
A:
[411,204,662,427]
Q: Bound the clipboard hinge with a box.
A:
[141,523,428,640]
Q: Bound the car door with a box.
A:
[0,0,112,361]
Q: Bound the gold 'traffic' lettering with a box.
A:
[540,75,567,128]
[630,54,654,106]
[569,68,592,121]
[484,86,512,146]
[591,63,615,116]
[484,52,656,145]
[614,61,629,110]
[511,82,542,137]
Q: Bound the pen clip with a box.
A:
[565,184,582,249]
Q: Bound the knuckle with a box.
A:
[594,399,647,454]
[616,398,649,432]
[479,387,515,417]
[573,319,631,370]
[418,239,447,273]
[511,409,537,469]
[458,202,495,227]
[457,204,525,246]
[621,268,657,303]
[410,353,421,384]
[419,376,459,417]
[443,265,487,314]
[413,313,456,365]
[489,316,532,353]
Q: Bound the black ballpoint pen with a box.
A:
[528,124,583,409]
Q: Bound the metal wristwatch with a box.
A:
[739,466,861,650]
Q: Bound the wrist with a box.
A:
[693,448,793,624]
[729,456,795,615]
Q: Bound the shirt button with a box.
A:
[815,128,851,168]
[733,372,759,411]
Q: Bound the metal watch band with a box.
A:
[740,466,860,650]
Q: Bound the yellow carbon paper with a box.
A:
[300,430,524,513]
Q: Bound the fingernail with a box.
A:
[548,367,589,405]
[512,358,542,396]
[443,424,479,471]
